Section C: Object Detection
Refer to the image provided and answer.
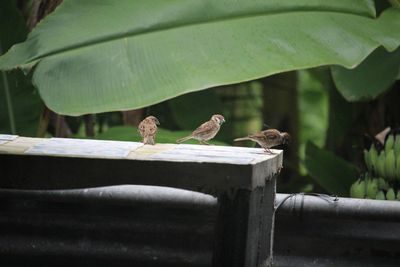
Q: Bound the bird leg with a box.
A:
[200,140,211,145]
[264,147,275,155]
[143,136,155,145]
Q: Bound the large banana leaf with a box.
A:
[331,47,400,101]
[0,0,399,115]
[0,0,42,136]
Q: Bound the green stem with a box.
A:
[0,43,16,134]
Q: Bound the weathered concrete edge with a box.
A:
[251,151,283,189]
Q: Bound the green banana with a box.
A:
[396,155,400,181]
[364,149,372,171]
[385,134,395,152]
[394,134,400,158]
[357,135,400,201]
[375,190,386,200]
[385,149,396,181]
[386,188,396,201]
[350,179,366,199]
[378,177,389,190]
[350,180,357,198]
[376,152,386,178]
[366,178,379,199]
[369,145,378,174]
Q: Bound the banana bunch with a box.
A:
[363,134,400,181]
[351,133,400,201]
[350,176,399,200]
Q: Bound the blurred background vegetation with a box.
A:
[1,0,399,196]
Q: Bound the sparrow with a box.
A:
[138,116,160,145]
[177,114,225,145]
[234,129,290,154]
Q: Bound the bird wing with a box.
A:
[248,132,267,140]
[147,124,157,136]
[261,129,282,147]
[138,121,145,137]
[192,120,217,136]
[265,132,278,140]
[138,120,157,137]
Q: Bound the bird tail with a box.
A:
[234,137,250,142]
[177,135,192,143]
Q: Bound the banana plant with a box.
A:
[0,0,399,115]
[0,1,42,136]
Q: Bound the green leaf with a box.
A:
[0,1,42,136]
[94,126,227,145]
[2,1,400,115]
[331,47,400,101]
[305,142,359,196]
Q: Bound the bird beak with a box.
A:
[221,119,225,125]
[155,119,160,125]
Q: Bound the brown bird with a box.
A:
[234,129,290,154]
[138,116,160,145]
[177,114,225,145]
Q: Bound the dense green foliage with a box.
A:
[305,142,359,196]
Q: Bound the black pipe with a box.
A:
[275,193,400,221]
[274,193,400,267]
[0,186,218,267]
[2,187,400,266]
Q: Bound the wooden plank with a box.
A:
[0,136,280,165]
[0,136,282,194]
[0,134,18,145]
[0,134,18,141]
